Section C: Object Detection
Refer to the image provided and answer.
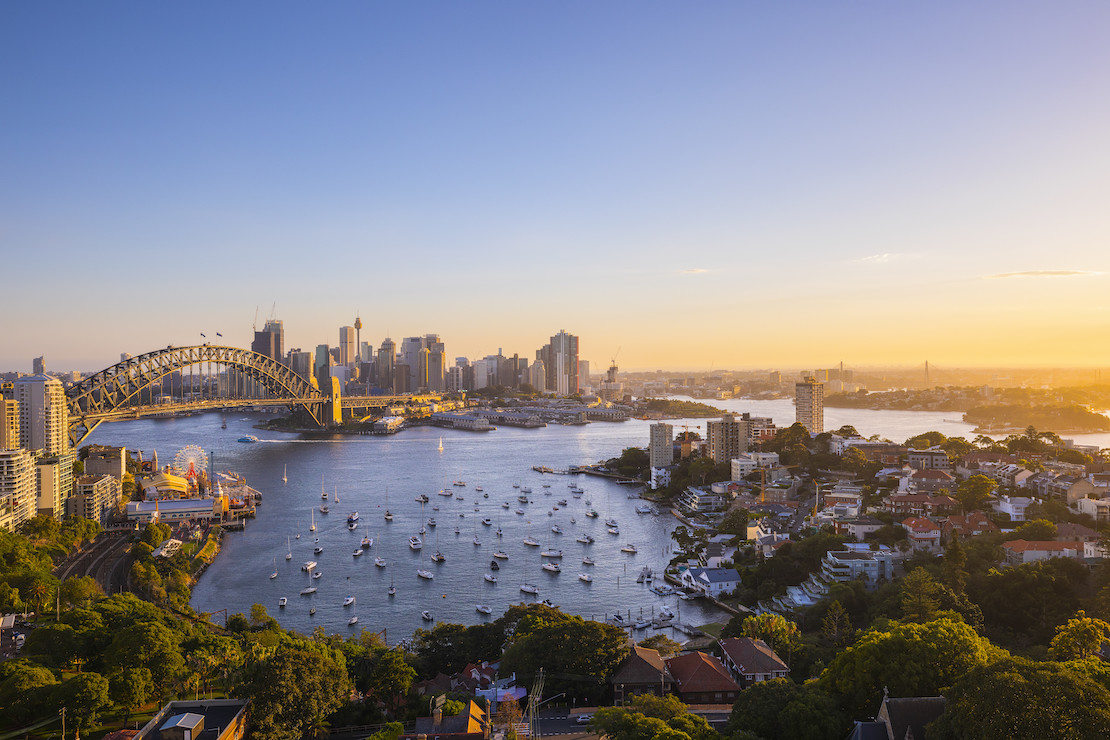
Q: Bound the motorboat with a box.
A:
[541,599,556,608]
[314,546,324,554]
[473,536,481,546]
[302,561,317,571]
[540,549,563,559]
[482,518,492,526]
[518,494,530,503]
[476,604,492,614]
[551,525,563,534]
[521,487,532,494]
[542,562,561,573]
[493,550,508,559]
[300,587,317,595]
[422,610,434,621]
[520,583,539,594]
[427,518,437,528]
[484,573,497,583]
[515,508,525,515]
[344,596,356,607]
[312,571,322,580]
[348,521,357,531]
[636,504,653,514]
[375,556,387,567]
[361,534,372,549]
[558,499,569,506]
[320,505,329,514]
[634,620,651,629]
[576,534,594,544]
[431,551,446,563]
[454,480,466,487]
[348,616,359,626]
[388,582,396,597]
[409,536,423,550]
[585,509,599,518]
[415,493,430,503]
[621,544,637,553]
[579,573,593,582]
[475,485,484,492]
[605,518,618,528]
[417,569,434,579]
[502,502,510,509]
[348,512,360,523]
[352,548,363,557]
[278,596,287,607]
[309,607,316,616]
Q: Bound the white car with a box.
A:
[575,714,592,725]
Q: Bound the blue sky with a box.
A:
[3,2,1109,372]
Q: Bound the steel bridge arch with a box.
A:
[66,345,326,446]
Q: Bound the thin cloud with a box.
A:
[854,253,906,264]
[680,268,710,275]
[986,270,1102,280]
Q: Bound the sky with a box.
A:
[3,2,1109,373]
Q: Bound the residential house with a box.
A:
[132,700,248,740]
[992,495,1037,523]
[1002,539,1082,565]
[664,651,740,705]
[408,700,490,740]
[1055,521,1102,544]
[848,695,947,740]
[995,464,1036,489]
[885,493,959,517]
[909,468,955,493]
[834,516,885,540]
[682,567,742,598]
[901,517,941,550]
[677,486,727,514]
[907,447,950,470]
[943,512,999,540]
[610,645,674,704]
[717,638,790,687]
[1077,496,1110,525]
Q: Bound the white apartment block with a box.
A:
[70,474,121,525]
[14,374,70,455]
[795,377,824,434]
[0,449,37,531]
[649,423,674,469]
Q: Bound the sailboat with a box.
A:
[388,575,396,597]
[343,577,355,607]
[321,475,328,500]
[384,485,393,521]
[282,464,287,484]
[437,436,444,453]
[270,558,278,579]
[310,510,316,532]
[334,486,339,504]
[286,537,293,560]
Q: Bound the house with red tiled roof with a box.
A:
[664,651,739,705]
[610,645,674,705]
[1002,539,1082,565]
[943,512,999,540]
[717,638,790,688]
[900,517,941,550]
[1055,522,1102,543]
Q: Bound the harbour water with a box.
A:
[85,398,1110,643]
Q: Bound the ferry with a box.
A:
[237,435,259,443]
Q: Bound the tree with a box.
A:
[0,660,59,723]
[955,474,998,513]
[905,431,947,449]
[247,643,350,740]
[104,621,184,700]
[1005,519,1058,542]
[942,536,968,594]
[1049,610,1110,660]
[821,600,852,647]
[366,648,416,711]
[109,666,153,724]
[931,657,1110,739]
[718,508,750,536]
[733,613,799,660]
[727,679,845,740]
[900,567,943,623]
[593,695,715,740]
[638,634,683,657]
[820,617,1007,718]
[54,671,110,732]
[59,575,104,609]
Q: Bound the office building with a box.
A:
[425,335,446,392]
[251,319,284,362]
[339,326,357,368]
[795,376,824,434]
[649,423,674,469]
[33,356,45,375]
[287,349,312,381]
[706,415,749,464]
[541,330,579,395]
[377,338,396,391]
[0,399,19,449]
[0,449,36,531]
[313,345,332,390]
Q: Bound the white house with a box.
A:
[682,567,742,598]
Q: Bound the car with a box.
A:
[575,714,592,725]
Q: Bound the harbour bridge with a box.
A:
[65,344,439,446]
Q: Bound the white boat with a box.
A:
[417,569,434,579]
[309,606,316,616]
[605,518,618,528]
[312,571,322,580]
[282,464,287,484]
[515,508,526,515]
[384,510,393,521]
[523,536,540,547]
[375,557,387,567]
[585,509,599,518]
[314,546,324,554]
[415,493,430,503]
[482,518,492,526]
[621,544,637,553]
[473,536,481,546]
[427,518,436,527]
[579,573,593,582]
[551,525,563,534]
[493,550,508,559]
[634,620,651,629]
[344,596,355,607]
[352,548,363,557]
[438,489,453,497]
[347,511,360,524]
[348,521,357,531]
[278,596,287,607]
[409,536,423,550]
[310,510,316,532]
[300,587,317,595]
[476,604,492,614]
[361,531,372,549]
[576,534,594,544]
[636,504,652,514]
[608,527,620,535]
[520,583,539,594]
[454,480,466,487]
[320,505,329,515]
[302,561,317,571]
[542,562,561,573]
[521,487,532,494]
[321,477,328,500]
[334,487,339,504]
[388,579,396,596]
[540,549,563,558]
[422,610,434,621]
[502,502,510,509]
[286,537,293,560]
[582,557,595,566]
[484,573,497,583]
[348,616,359,626]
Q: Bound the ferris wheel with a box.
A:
[174,444,208,481]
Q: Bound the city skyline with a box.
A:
[3,3,1109,371]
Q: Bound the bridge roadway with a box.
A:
[79,393,422,422]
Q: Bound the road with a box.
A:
[54,534,134,595]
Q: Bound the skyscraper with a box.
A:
[377,338,396,391]
[541,330,579,396]
[14,375,69,455]
[252,319,284,362]
[649,423,675,469]
[339,326,357,367]
[796,376,825,434]
[706,415,749,464]
[32,356,45,374]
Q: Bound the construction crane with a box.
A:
[252,305,259,332]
